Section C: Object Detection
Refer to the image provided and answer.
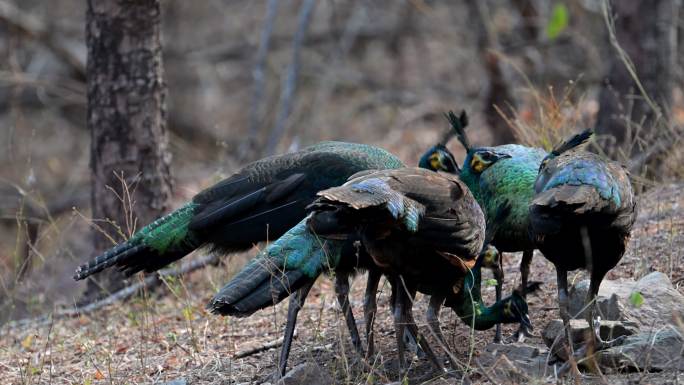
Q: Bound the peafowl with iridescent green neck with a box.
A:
[529,129,636,372]
[306,167,533,375]
[419,110,546,342]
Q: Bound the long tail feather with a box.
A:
[208,217,343,316]
[73,202,200,280]
[73,243,146,280]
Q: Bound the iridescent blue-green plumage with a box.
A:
[530,141,636,273]
[529,129,636,356]
[208,217,347,316]
[74,141,403,280]
[459,144,547,251]
[536,158,622,206]
[310,167,532,329]
[450,256,530,331]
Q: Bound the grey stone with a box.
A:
[568,272,684,328]
[477,342,552,378]
[156,379,187,385]
[542,319,639,360]
[569,280,622,321]
[599,327,684,372]
[278,362,331,385]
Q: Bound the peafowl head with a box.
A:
[499,290,532,330]
[442,109,511,177]
[467,149,512,174]
[479,244,500,270]
[418,144,459,173]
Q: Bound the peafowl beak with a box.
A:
[520,313,533,331]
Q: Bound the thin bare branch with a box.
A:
[233,333,293,359]
[242,0,280,161]
[263,0,317,157]
[0,0,85,79]
[5,253,219,329]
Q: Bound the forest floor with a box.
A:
[1,183,683,385]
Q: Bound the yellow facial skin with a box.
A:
[481,246,500,269]
[504,300,513,317]
[470,152,490,174]
[539,158,550,172]
[429,153,442,171]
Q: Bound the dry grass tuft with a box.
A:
[498,80,590,152]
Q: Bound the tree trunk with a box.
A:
[465,0,517,145]
[85,0,172,297]
[595,0,675,166]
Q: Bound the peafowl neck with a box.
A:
[451,263,512,330]
[454,295,512,331]
[458,153,484,202]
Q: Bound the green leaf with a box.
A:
[546,3,569,40]
[629,291,644,308]
[485,278,498,287]
[182,306,194,321]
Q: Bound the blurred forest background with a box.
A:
[0,0,682,324]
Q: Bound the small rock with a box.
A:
[569,272,684,328]
[156,379,187,385]
[599,327,684,372]
[278,362,331,385]
[569,281,622,320]
[478,343,550,378]
[542,319,639,359]
[485,342,543,360]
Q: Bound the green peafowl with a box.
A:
[73,140,405,369]
[420,110,547,342]
[307,167,533,374]
[529,129,636,370]
[206,123,468,376]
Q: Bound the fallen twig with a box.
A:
[475,358,500,385]
[234,333,295,359]
[4,253,220,329]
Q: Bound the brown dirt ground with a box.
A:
[1,183,683,385]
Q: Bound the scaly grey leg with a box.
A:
[364,269,381,358]
[278,280,315,377]
[335,272,363,355]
